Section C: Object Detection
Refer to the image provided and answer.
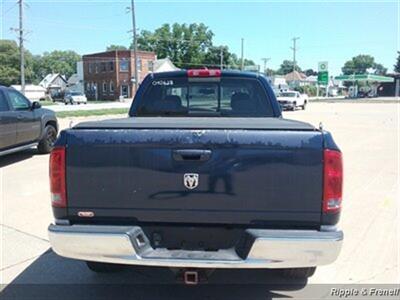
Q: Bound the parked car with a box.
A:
[0,86,58,156]
[277,91,307,110]
[357,90,376,98]
[48,70,343,283]
[64,91,87,105]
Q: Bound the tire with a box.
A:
[37,124,57,154]
[302,101,307,110]
[86,261,124,273]
[281,267,316,279]
[291,103,296,111]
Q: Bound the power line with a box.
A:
[3,1,18,15]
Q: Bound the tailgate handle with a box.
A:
[173,149,212,161]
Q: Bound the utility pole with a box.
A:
[240,38,244,71]
[130,0,138,94]
[220,47,224,70]
[19,0,25,94]
[261,57,270,75]
[290,37,300,73]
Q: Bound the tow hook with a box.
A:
[184,270,199,285]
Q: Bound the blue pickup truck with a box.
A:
[48,69,343,283]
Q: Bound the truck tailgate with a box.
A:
[65,118,323,226]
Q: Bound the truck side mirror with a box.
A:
[31,101,42,110]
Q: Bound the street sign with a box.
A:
[318,61,329,84]
[318,61,328,72]
[318,71,329,84]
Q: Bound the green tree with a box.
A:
[34,50,81,79]
[276,60,301,75]
[394,51,400,73]
[0,39,35,86]
[135,23,214,69]
[304,68,317,76]
[135,23,257,70]
[106,45,128,51]
[342,54,387,75]
[204,45,233,68]
[264,68,277,76]
[227,54,256,70]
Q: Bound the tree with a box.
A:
[106,45,128,51]
[0,39,35,86]
[373,63,387,75]
[342,54,387,75]
[394,51,400,73]
[135,23,214,69]
[304,68,317,76]
[33,50,81,79]
[264,68,277,76]
[203,45,233,68]
[134,23,257,70]
[276,60,301,75]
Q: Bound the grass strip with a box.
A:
[56,108,128,118]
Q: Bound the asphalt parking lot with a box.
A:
[0,103,398,299]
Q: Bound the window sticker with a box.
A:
[152,80,174,86]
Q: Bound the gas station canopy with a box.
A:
[334,74,394,83]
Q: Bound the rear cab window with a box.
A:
[133,73,275,117]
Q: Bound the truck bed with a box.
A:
[64,117,323,228]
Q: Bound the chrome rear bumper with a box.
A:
[48,224,343,269]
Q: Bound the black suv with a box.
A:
[0,86,58,156]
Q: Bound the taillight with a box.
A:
[49,146,66,208]
[323,149,343,213]
[187,69,221,77]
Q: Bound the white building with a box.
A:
[67,62,84,93]
[272,76,289,91]
[11,84,46,101]
[285,71,308,87]
[152,58,180,73]
[305,75,318,86]
[39,73,68,99]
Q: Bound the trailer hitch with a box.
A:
[184,270,199,285]
[172,268,215,285]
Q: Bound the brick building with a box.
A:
[82,50,156,100]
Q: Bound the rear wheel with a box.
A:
[281,267,316,279]
[37,124,57,154]
[86,261,124,273]
[302,101,307,110]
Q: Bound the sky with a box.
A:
[1,0,399,75]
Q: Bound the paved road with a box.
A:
[0,103,398,299]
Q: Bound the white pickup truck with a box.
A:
[277,91,308,111]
